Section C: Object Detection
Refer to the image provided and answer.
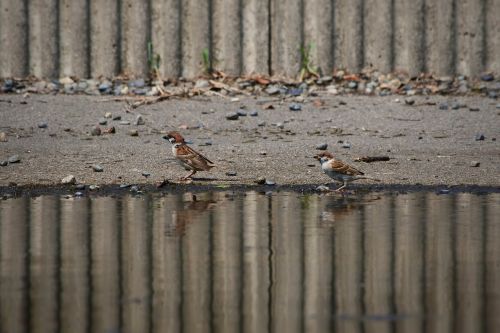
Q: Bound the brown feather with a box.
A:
[176,144,215,171]
[328,159,364,176]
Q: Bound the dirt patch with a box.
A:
[1,93,499,187]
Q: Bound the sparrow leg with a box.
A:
[181,170,196,180]
[335,181,348,192]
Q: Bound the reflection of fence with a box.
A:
[1,192,499,332]
[0,1,498,79]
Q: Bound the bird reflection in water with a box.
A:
[166,193,217,236]
[319,194,382,226]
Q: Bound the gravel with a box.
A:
[225,112,239,120]
[91,126,101,136]
[316,143,328,150]
[92,164,104,172]
[135,115,145,125]
[61,175,76,185]
[1,94,499,187]
[7,155,20,163]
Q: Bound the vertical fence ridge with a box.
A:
[0,0,498,79]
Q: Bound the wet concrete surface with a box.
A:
[1,190,500,332]
[1,93,499,188]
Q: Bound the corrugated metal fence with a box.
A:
[0,0,498,80]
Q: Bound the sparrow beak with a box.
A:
[313,155,320,161]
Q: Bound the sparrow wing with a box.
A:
[176,144,215,171]
[328,158,364,176]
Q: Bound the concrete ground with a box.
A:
[0,93,499,188]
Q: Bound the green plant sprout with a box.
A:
[299,43,319,81]
[201,48,211,75]
[147,42,161,80]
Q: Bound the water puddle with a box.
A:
[1,191,499,332]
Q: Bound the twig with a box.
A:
[354,156,391,163]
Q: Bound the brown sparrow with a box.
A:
[314,151,379,191]
[163,131,215,180]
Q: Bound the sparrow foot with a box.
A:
[178,177,193,184]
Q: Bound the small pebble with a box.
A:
[225,112,239,120]
[265,179,276,186]
[0,161,7,167]
[119,184,131,189]
[92,164,104,172]
[38,121,48,128]
[480,73,494,81]
[438,189,451,195]
[130,185,140,193]
[98,118,107,125]
[316,185,330,192]
[130,78,145,88]
[0,132,7,142]
[255,177,266,185]
[61,175,76,185]
[104,112,112,118]
[237,110,247,116]
[120,120,130,125]
[451,102,460,110]
[8,155,20,163]
[135,114,145,125]
[129,129,139,137]
[259,151,267,155]
[341,142,351,149]
[265,86,280,95]
[475,134,485,141]
[250,111,258,117]
[91,126,101,136]
[347,81,358,89]
[289,88,303,96]
[469,107,480,112]
[276,123,284,129]
[226,171,237,176]
[470,161,480,167]
[89,185,99,191]
[74,191,84,197]
[98,82,111,93]
[316,143,328,150]
[75,184,86,190]
[103,126,116,134]
[113,115,122,121]
[194,79,210,89]
[404,99,415,106]
[289,104,302,111]
[257,121,266,127]
[142,172,151,178]
[439,102,449,110]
